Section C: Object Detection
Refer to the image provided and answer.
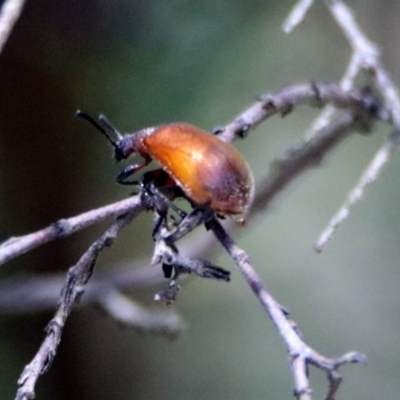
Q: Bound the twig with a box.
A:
[15,209,141,400]
[0,110,364,317]
[2,1,395,398]
[3,79,383,399]
[282,0,314,33]
[208,217,366,400]
[97,289,183,336]
[0,265,160,314]
[285,1,382,137]
[315,129,399,252]
[305,53,363,140]
[253,112,360,212]
[0,0,25,54]
[285,1,400,251]
[311,0,400,251]
[0,195,143,267]
[0,82,382,270]
[326,0,400,126]
[327,0,379,67]
[217,81,385,143]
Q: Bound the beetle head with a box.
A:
[76,111,128,161]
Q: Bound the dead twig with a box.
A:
[15,208,145,400]
[313,1,400,251]
[0,82,383,269]
[0,0,25,54]
[284,0,400,252]
[0,195,143,267]
[208,217,366,400]
[4,81,384,399]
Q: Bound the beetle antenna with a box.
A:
[76,110,122,150]
[98,114,124,141]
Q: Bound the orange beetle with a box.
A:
[77,113,254,219]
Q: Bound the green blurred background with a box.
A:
[1,0,400,399]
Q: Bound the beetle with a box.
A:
[77,112,254,221]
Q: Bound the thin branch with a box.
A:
[282,0,314,34]
[0,112,364,313]
[253,112,360,213]
[208,217,366,400]
[2,80,385,399]
[311,0,400,251]
[327,0,379,66]
[97,290,183,337]
[305,53,363,140]
[1,2,396,399]
[217,81,385,143]
[0,110,362,317]
[0,82,382,270]
[285,1,400,251]
[315,130,399,252]
[0,195,143,267]
[326,0,400,127]
[15,209,141,400]
[0,0,25,54]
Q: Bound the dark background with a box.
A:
[1,1,400,399]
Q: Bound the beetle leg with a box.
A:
[163,205,214,243]
[140,169,187,219]
[116,160,150,185]
[140,182,187,239]
[162,263,174,278]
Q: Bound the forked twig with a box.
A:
[0,82,382,269]
[15,209,141,400]
[0,1,396,399]
[284,0,400,251]
[208,218,366,400]
[4,81,384,400]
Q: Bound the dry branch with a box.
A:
[15,208,142,400]
[0,0,25,54]
[0,1,398,399]
[4,81,384,400]
[312,0,400,251]
[284,0,400,251]
[0,82,382,269]
[208,217,366,400]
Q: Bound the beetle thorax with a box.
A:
[117,127,156,161]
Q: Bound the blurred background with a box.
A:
[1,0,400,399]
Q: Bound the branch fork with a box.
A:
[9,79,387,400]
